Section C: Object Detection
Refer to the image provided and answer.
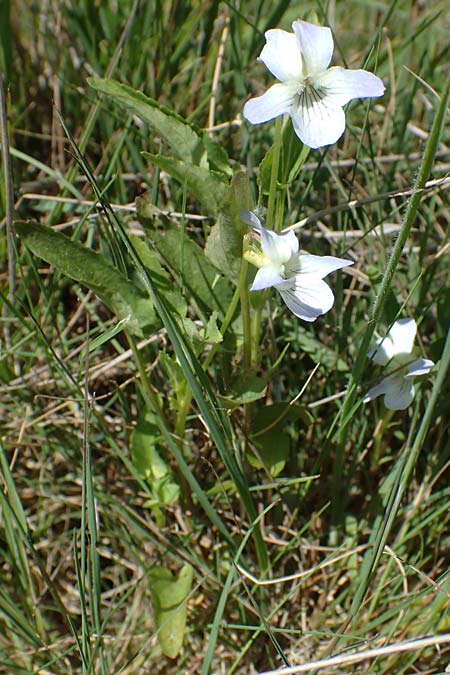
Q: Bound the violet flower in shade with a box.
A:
[241,211,353,322]
[363,318,434,411]
[243,19,385,149]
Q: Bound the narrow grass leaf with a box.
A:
[0,445,33,597]
[0,587,42,647]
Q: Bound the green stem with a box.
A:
[206,259,249,369]
[371,408,394,470]
[240,262,252,371]
[250,304,263,368]
[266,116,283,231]
[129,337,166,423]
[175,260,250,437]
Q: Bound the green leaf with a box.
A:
[248,403,312,477]
[202,134,232,177]
[130,235,187,318]
[142,152,227,216]
[218,374,267,409]
[204,311,223,345]
[156,477,180,507]
[88,77,203,164]
[88,77,232,177]
[130,409,180,511]
[149,564,193,659]
[247,427,289,477]
[150,226,233,319]
[134,193,166,227]
[15,220,156,337]
[130,409,167,481]
[204,170,253,281]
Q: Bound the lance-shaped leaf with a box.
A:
[149,564,193,659]
[15,220,156,337]
[130,235,187,319]
[88,77,203,164]
[204,170,253,281]
[142,153,227,217]
[88,78,231,176]
[146,225,233,319]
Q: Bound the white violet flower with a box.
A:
[241,211,353,322]
[243,19,385,149]
[363,318,434,411]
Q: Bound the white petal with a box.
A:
[298,253,353,278]
[290,95,346,148]
[405,358,434,378]
[283,230,299,255]
[260,227,296,265]
[383,378,414,410]
[293,20,333,75]
[388,318,417,355]
[363,377,390,403]
[279,277,334,321]
[240,210,262,231]
[244,83,296,125]
[369,337,393,366]
[370,318,417,365]
[259,29,303,82]
[314,67,385,105]
[364,374,414,410]
[251,266,284,291]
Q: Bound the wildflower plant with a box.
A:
[10,4,450,673]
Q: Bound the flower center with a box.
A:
[297,78,326,109]
[280,254,300,279]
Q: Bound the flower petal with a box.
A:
[405,358,434,378]
[363,377,391,403]
[259,29,303,82]
[383,378,414,410]
[290,95,346,148]
[244,82,296,125]
[369,337,393,366]
[314,66,385,105]
[260,227,297,265]
[279,277,334,321]
[388,318,417,355]
[298,253,354,278]
[364,374,414,410]
[293,20,333,75]
[240,210,262,231]
[251,266,284,291]
[370,318,417,365]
